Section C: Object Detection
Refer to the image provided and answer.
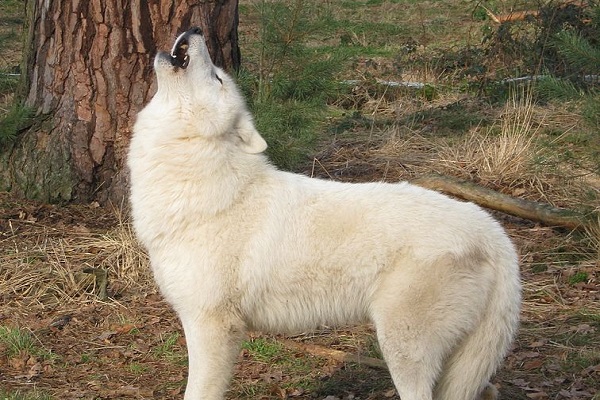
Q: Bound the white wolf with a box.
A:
[128,27,521,400]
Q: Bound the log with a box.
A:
[280,339,388,370]
[484,8,540,24]
[412,174,593,231]
[482,1,587,24]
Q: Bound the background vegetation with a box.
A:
[1,0,599,399]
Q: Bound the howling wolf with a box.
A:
[128,27,521,400]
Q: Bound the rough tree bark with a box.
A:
[0,0,240,204]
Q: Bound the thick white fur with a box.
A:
[128,29,521,400]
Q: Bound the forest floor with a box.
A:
[1,158,598,400]
[2,0,600,399]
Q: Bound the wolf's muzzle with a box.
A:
[170,27,204,69]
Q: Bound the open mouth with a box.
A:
[170,37,190,69]
[169,27,204,69]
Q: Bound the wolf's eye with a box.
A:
[215,74,223,85]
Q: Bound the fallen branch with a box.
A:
[482,6,539,23]
[481,1,588,24]
[412,174,594,231]
[280,339,387,370]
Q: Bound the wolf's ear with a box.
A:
[236,115,268,154]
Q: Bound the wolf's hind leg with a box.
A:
[370,264,479,400]
[373,319,441,400]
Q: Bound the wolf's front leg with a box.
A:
[180,312,245,400]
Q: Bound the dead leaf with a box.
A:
[288,388,305,397]
[513,187,526,197]
[582,364,600,375]
[105,386,154,397]
[146,316,161,325]
[526,391,548,398]
[114,324,136,335]
[521,351,541,358]
[14,362,42,380]
[570,323,594,334]
[40,362,53,376]
[8,354,29,371]
[528,340,546,348]
[261,370,283,383]
[73,224,90,233]
[97,330,117,341]
[523,358,544,370]
[27,362,42,379]
[510,378,530,388]
[558,388,593,398]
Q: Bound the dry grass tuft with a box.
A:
[309,125,438,183]
[0,214,151,310]
[86,215,152,290]
[584,212,600,260]
[435,88,541,193]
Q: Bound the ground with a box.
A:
[1,163,598,399]
[1,0,599,399]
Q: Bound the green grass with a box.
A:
[582,94,600,128]
[569,309,600,328]
[152,332,186,363]
[569,271,589,285]
[0,390,52,400]
[0,104,34,144]
[79,352,94,364]
[0,325,56,362]
[242,337,284,362]
[364,334,383,360]
[0,0,23,77]
[0,1,598,399]
[238,0,349,170]
[562,349,600,370]
[250,99,323,170]
[0,0,24,121]
[0,0,23,53]
[236,0,494,171]
[0,326,40,357]
[242,336,319,374]
[402,101,492,136]
[553,311,600,349]
[236,0,600,198]
[324,19,413,45]
[237,337,329,396]
[128,362,148,375]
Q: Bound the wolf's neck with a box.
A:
[157,137,270,217]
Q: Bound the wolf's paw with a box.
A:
[478,382,499,400]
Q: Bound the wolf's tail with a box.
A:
[434,244,521,400]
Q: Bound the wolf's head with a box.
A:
[143,27,267,154]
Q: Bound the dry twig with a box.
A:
[280,339,388,370]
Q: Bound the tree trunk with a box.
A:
[0,0,240,204]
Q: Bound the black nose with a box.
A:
[188,27,203,36]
